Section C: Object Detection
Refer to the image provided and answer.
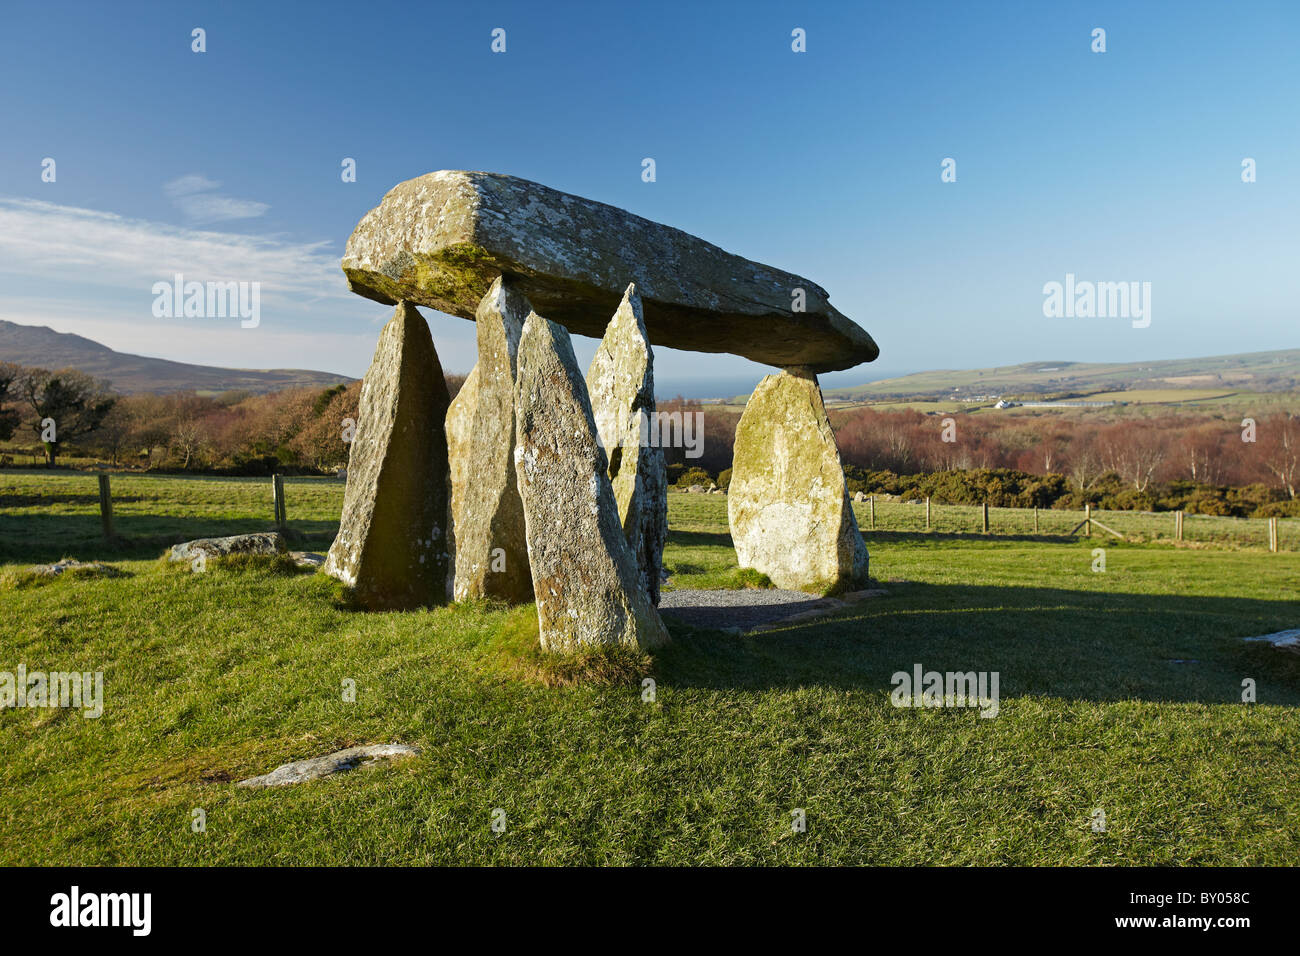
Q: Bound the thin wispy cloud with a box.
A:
[164,173,269,223]
[0,198,348,303]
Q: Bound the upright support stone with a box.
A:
[586,283,667,606]
[728,368,869,593]
[445,277,533,603]
[513,311,670,652]
[324,302,452,610]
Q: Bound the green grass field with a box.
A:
[2,473,1299,865]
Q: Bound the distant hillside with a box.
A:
[824,348,1300,402]
[0,320,354,395]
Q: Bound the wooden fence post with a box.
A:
[97,473,114,541]
[1269,517,1278,553]
[1085,503,1092,537]
[869,495,875,531]
[982,501,989,534]
[1033,506,1039,533]
[272,474,286,530]
[1175,510,1184,541]
[925,496,931,531]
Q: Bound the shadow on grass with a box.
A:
[666,528,735,549]
[863,529,1083,545]
[670,527,1086,550]
[0,493,148,508]
[0,513,339,563]
[656,581,1300,706]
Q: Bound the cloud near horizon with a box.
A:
[0,198,349,304]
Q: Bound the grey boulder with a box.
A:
[170,532,286,563]
[341,170,877,373]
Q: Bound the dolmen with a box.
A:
[327,170,878,649]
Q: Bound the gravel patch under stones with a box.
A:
[659,587,884,633]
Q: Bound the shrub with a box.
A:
[673,466,712,490]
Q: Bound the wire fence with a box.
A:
[2,471,1295,557]
[851,496,1295,551]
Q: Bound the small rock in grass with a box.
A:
[26,558,124,579]
[1243,629,1300,654]
[236,744,421,788]
[170,532,287,564]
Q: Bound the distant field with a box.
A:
[1073,389,1236,404]
[828,399,973,413]
[822,348,1300,404]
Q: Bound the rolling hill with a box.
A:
[0,320,354,395]
[822,348,1300,402]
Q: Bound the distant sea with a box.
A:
[657,369,915,401]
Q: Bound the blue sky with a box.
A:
[1,0,1296,395]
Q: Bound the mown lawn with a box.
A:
[1,475,1298,865]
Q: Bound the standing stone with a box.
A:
[513,312,670,652]
[324,302,452,610]
[445,278,533,603]
[728,368,869,593]
[586,284,667,606]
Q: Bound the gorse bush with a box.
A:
[673,467,712,490]
[842,465,1290,517]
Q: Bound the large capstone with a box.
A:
[586,283,667,606]
[342,170,877,373]
[445,277,533,603]
[324,302,452,610]
[728,368,869,594]
[513,311,670,652]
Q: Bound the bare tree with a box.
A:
[1261,414,1299,499]
[1099,424,1166,492]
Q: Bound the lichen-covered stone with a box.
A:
[513,311,670,652]
[586,284,667,606]
[169,532,286,563]
[728,369,869,593]
[324,302,451,610]
[341,170,877,373]
[445,278,532,603]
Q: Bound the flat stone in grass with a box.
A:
[236,744,421,788]
[169,532,286,563]
[1243,629,1300,654]
[26,558,125,579]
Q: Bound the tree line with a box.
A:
[1,363,1296,515]
[0,361,468,474]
